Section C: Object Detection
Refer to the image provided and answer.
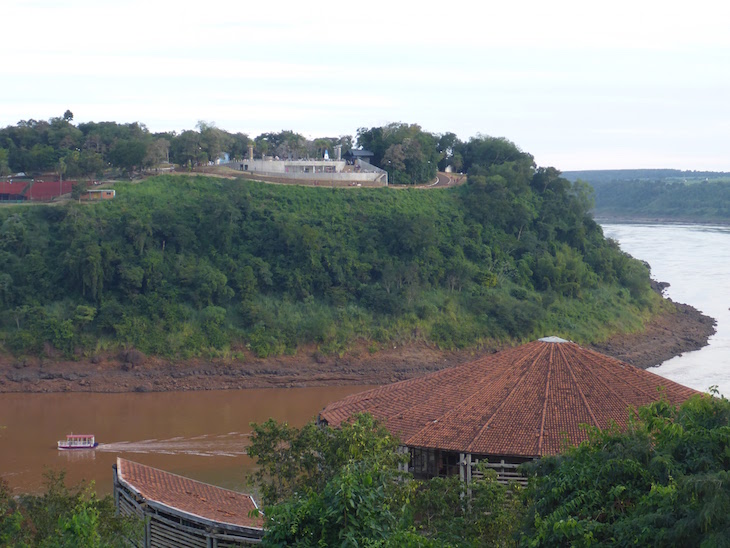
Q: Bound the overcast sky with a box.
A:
[3,0,729,171]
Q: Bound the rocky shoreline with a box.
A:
[595,215,730,226]
[0,297,716,394]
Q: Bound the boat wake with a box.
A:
[96,432,251,457]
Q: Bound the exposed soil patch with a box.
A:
[0,298,716,394]
[589,299,716,368]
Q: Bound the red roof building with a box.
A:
[0,181,29,201]
[26,180,74,200]
[320,337,700,483]
[114,458,263,546]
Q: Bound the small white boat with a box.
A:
[57,434,98,450]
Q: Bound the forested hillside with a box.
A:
[564,169,730,222]
[0,135,665,360]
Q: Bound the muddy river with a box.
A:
[603,223,730,395]
[0,386,373,495]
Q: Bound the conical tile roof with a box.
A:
[320,338,700,457]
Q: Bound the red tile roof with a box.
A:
[320,339,701,457]
[0,181,29,197]
[26,180,74,200]
[116,458,263,530]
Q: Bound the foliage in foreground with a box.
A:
[250,394,730,546]
[248,414,522,547]
[522,391,730,547]
[0,471,141,547]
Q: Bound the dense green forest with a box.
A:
[563,169,730,222]
[0,137,663,360]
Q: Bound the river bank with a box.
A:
[594,215,730,226]
[0,298,715,394]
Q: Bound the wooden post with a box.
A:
[465,454,472,499]
[112,465,120,516]
[397,446,409,473]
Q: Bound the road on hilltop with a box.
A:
[428,172,466,187]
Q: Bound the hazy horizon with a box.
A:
[4,0,729,172]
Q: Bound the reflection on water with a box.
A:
[0,385,374,496]
[603,223,730,396]
[57,449,96,463]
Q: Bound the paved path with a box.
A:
[427,172,466,187]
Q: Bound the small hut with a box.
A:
[319,337,700,484]
[113,458,264,546]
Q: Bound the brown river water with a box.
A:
[0,386,374,496]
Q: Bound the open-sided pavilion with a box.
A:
[319,337,700,485]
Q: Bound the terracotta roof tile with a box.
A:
[320,340,700,457]
[116,458,263,530]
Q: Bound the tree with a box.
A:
[437,132,462,171]
[0,148,10,176]
[521,392,730,547]
[248,413,405,507]
[144,138,170,167]
[382,143,406,181]
[357,123,439,184]
[254,136,269,158]
[56,156,67,183]
[71,181,86,202]
[108,139,147,174]
[460,135,533,173]
[250,414,522,546]
[264,458,417,547]
[412,467,521,547]
[312,138,331,159]
[255,130,306,160]
[48,116,83,151]
[248,414,416,546]
[18,471,141,546]
[170,130,202,166]
[29,144,57,171]
[228,132,250,160]
[0,479,26,546]
[48,498,103,547]
[78,150,105,178]
[197,121,228,164]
